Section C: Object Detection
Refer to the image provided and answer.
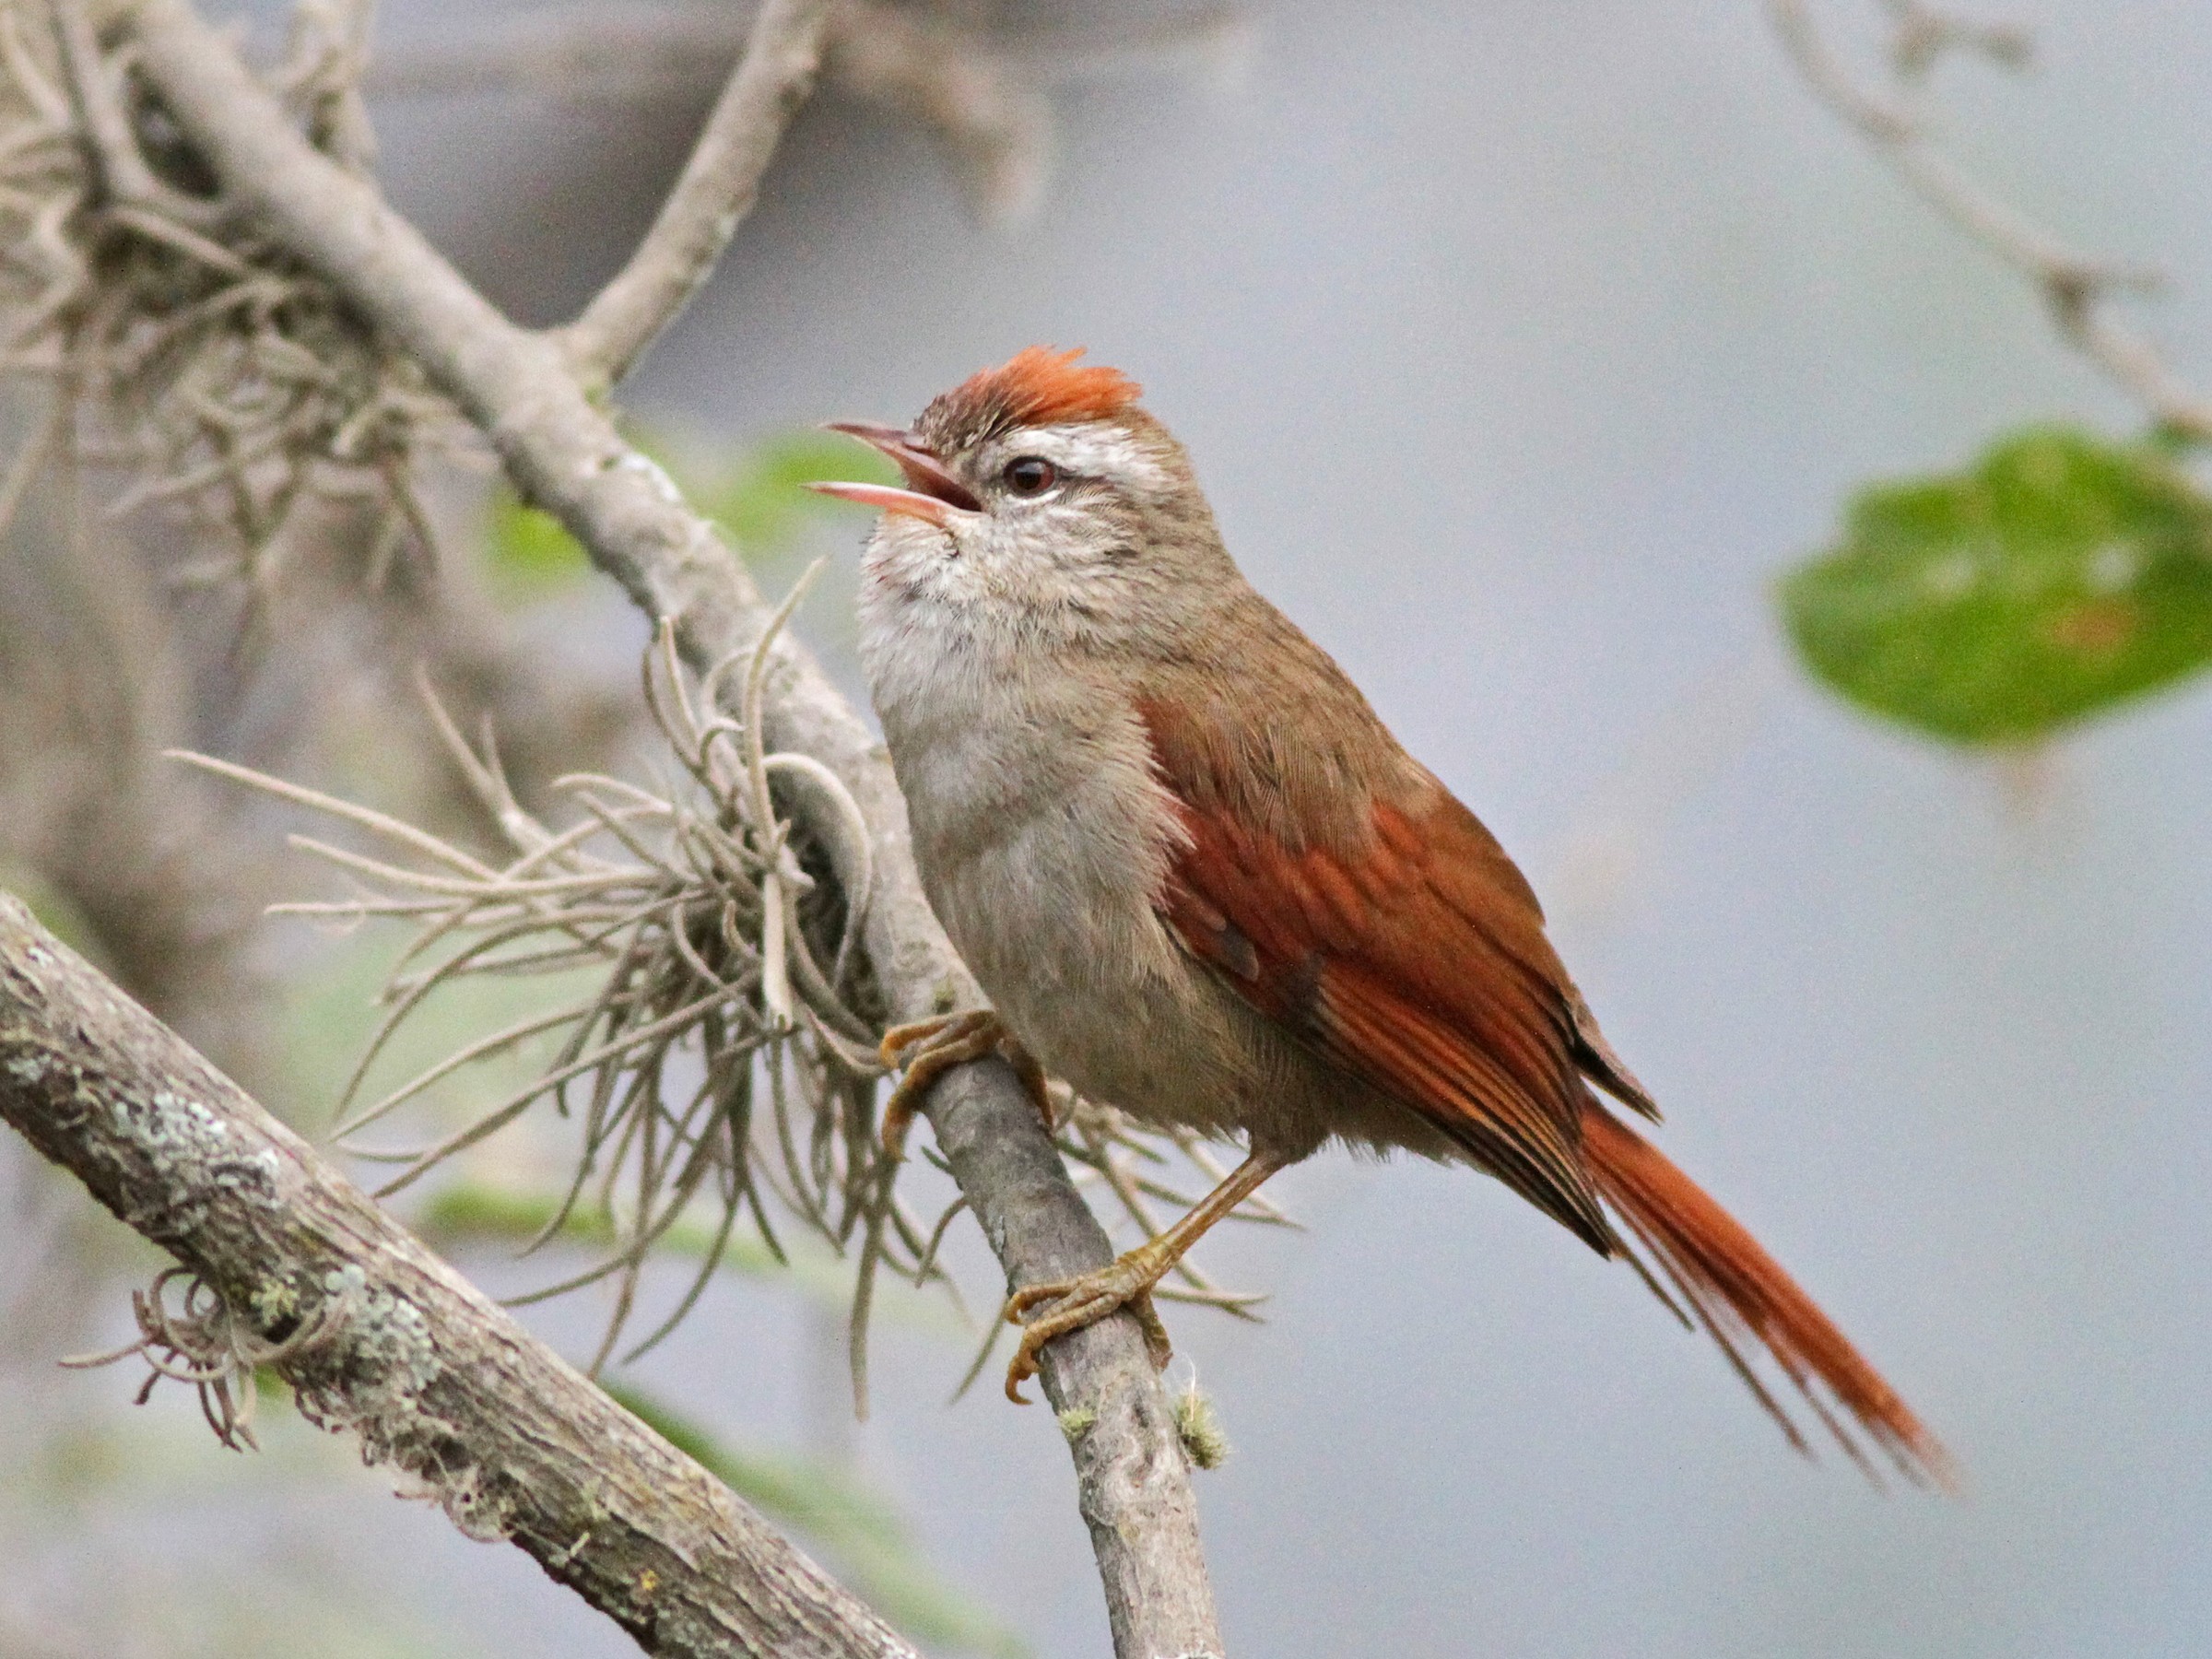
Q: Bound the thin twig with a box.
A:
[1771,0,2212,439]
[556,0,831,387]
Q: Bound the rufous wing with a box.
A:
[1140,702,1619,1253]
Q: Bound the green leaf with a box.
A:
[609,1385,1030,1659]
[483,429,890,598]
[487,492,589,594]
[1780,427,2212,743]
[0,860,103,961]
[700,430,896,552]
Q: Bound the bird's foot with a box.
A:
[878,1010,1053,1162]
[1002,1241,1177,1404]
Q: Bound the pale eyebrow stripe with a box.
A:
[1007,426,1172,490]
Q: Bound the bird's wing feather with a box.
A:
[1142,707,1618,1251]
[1135,690,1949,1480]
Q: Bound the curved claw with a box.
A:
[995,1147,1290,1403]
[1002,1261,1175,1403]
[877,1010,1002,1161]
[877,1010,1054,1163]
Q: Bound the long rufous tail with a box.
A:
[1581,1102,1953,1488]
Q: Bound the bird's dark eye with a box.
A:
[1002,456,1057,496]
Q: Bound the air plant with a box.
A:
[183,571,1285,1410]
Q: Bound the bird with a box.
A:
[813,345,1947,1483]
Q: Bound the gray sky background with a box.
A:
[84,3,2212,1654]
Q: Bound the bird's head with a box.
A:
[814,347,1229,639]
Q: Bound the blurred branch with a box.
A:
[0,490,277,1093]
[367,0,1249,100]
[1771,0,2212,440]
[367,0,1250,222]
[0,894,918,1659]
[111,4,1225,1654]
[557,0,833,388]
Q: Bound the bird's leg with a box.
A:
[1003,1146,1292,1403]
[878,1010,1053,1162]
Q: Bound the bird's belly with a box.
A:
[927,800,1218,1109]
[920,798,1393,1157]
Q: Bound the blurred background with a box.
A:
[4,0,2211,1654]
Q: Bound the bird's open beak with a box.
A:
[810,422,982,528]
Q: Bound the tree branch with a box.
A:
[1771,0,2212,440]
[112,4,1225,1653]
[0,893,918,1659]
[556,0,833,388]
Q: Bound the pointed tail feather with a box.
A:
[1581,1102,1953,1488]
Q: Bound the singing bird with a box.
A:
[816,347,1945,1481]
